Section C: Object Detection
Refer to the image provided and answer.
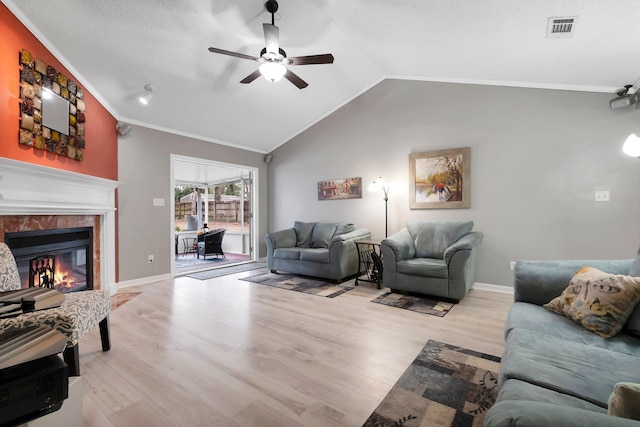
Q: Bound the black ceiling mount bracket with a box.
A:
[618,84,634,97]
[265,0,279,25]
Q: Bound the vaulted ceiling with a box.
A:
[5,0,640,154]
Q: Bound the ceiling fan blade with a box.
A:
[287,54,334,66]
[239,70,262,84]
[263,23,279,54]
[284,69,308,89]
[208,47,260,62]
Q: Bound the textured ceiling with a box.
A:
[4,0,640,154]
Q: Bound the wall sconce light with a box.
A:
[368,176,391,238]
[623,133,640,157]
[138,84,156,105]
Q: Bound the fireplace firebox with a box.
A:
[5,228,93,293]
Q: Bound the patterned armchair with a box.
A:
[0,242,110,376]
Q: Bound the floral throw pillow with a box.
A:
[544,267,640,338]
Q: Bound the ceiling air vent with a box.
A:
[546,16,578,39]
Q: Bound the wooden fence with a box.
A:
[175,200,249,222]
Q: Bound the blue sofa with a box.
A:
[265,221,371,283]
[485,258,640,427]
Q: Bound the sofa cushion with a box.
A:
[406,221,473,259]
[299,248,330,264]
[544,267,640,338]
[626,248,640,337]
[505,303,640,356]
[498,379,606,413]
[609,382,640,421]
[311,223,338,248]
[294,221,316,248]
[333,223,355,237]
[273,248,303,260]
[396,258,448,278]
[500,328,640,407]
[625,308,640,337]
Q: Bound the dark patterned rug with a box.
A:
[371,292,454,317]
[363,340,500,427]
[239,272,353,298]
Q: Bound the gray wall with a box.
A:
[118,126,267,282]
[269,79,640,287]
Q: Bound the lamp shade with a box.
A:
[259,62,286,82]
[623,133,640,157]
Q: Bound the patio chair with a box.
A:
[197,228,226,259]
[0,242,110,376]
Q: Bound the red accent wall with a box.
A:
[0,3,117,180]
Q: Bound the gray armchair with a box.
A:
[380,221,483,301]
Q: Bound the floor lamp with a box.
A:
[368,177,391,238]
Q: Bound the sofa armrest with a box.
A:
[514,259,634,305]
[443,231,483,264]
[327,228,371,280]
[265,228,296,250]
[330,228,371,244]
[486,400,640,427]
[381,228,415,261]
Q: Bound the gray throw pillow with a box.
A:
[407,221,474,259]
[312,223,338,248]
[294,221,316,248]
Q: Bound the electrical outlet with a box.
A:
[510,261,516,271]
[153,198,165,206]
[594,190,610,202]
[148,255,154,263]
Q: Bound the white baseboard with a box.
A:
[116,273,172,291]
[473,282,514,294]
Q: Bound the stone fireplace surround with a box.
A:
[0,157,117,294]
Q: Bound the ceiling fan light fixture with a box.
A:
[259,62,286,82]
[138,84,156,105]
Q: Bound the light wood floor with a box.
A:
[80,269,514,427]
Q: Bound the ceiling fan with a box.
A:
[207,0,334,89]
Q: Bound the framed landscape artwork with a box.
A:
[409,147,470,209]
[318,177,362,201]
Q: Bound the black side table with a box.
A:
[354,239,383,289]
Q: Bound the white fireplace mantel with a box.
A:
[0,157,118,294]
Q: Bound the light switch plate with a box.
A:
[153,198,165,206]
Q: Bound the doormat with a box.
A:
[363,340,501,427]
[239,272,353,298]
[371,292,454,317]
[186,262,266,280]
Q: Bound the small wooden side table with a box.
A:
[354,239,383,289]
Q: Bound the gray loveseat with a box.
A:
[485,258,640,427]
[265,221,371,283]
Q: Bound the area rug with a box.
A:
[363,340,501,427]
[239,272,353,298]
[175,252,250,273]
[371,292,454,317]
[186,262,267,280]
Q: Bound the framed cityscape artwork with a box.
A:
[317,177,362,200]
